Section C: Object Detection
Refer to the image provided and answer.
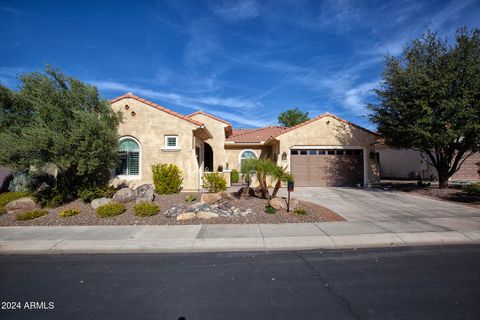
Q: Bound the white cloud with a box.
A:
[214,0,259,22]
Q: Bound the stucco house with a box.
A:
[111,93,380,191]
[376,143,480,181]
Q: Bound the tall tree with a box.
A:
[368,27,480,188]
[0,67,120,191]
[278,108,309,127]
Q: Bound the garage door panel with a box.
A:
[291,150,363,187]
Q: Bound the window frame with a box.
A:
[116,136,141,180]
[163,135,180,150]
[239,149,258,172]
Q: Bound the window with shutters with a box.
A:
[116,138,140,177]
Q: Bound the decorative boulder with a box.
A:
[236,187,255,198]
[91,197,112,209]
[220,191,234,200]
[253,188,264,198]
[200,193,222,204]
[113,188,136,203]
[176,212,196,221]
[270,197,300,211]
[4,197,36,214]
[135,184,154,203]
[196,211,219,219]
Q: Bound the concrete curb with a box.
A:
[1,219,479,254]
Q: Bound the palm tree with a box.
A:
[271,165,293,198]
[240,158,275,199]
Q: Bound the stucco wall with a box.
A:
[275,116,380,186]
[189,113,229,171]
[111,98,202,191]
[224,145,272,171]
[377,147,437,179]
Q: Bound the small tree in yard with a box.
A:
[0,67,120,199]
[241,159,293,199]
[278,108,309,127]
[368,27,480,188]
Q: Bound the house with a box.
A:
[376,143,480,181]
[110,93,380,190]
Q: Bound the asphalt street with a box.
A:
[1,245,479,320]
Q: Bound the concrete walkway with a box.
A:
[1,216,480,254]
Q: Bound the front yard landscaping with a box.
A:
[0,187,344,226]
[381,180,480,208]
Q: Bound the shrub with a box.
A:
[8,172,33,192]
[34,188,73,208]
[78,185,118,203]
[265,206,277,214]
[185,194,197,202]
[463,182,480,197]
[231,169,239,183]
[96,203,126,218]
[203,172,227,193]
[294,208,307,215]
[60,209,80,217]
[134,202,160,216]
[0,191,30,214]
[16,209,49,221]
[217,165,223,172]
[152,164,183,194]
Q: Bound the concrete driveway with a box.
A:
[280,187,480,221]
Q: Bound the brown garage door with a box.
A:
[290,149,364,187]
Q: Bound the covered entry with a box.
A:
[290,148,364,187]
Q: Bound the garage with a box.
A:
[290,148,364,187]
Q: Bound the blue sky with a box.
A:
[1,0,479,129]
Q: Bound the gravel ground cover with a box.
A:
[0,192,344,226]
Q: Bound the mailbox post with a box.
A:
[287,180,294,212]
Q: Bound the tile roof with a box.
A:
[226,126,288,143]
[111,93,204,127]
[187,111,231,126]
[272,113,378,137]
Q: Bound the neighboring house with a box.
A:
[376,143,480,181]
[111,93,380,190]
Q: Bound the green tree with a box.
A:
[240,159,292,199]
[278,108,309,127]
[271,165,293,198]
[368,27,480,188]
[0,67,120,193]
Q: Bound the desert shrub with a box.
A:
[134,202,160,216]
[231,169,239,183]
[8,172,33,192]
[16,209,49,221]
[203,172,227,193]
[152,164,183,194]
[34,188,73,208]
[294,208,307,215]
[0,191,30,214]
[78,185,118,203]
[185,194,197,202]
[265,205,277,214]
[463,182,480,197]
[96,203,126,218]
[60,209,80,217]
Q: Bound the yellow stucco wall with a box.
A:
[189,113,229,170]
[111,98,203,191]
[275,115,380,186]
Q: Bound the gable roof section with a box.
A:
[272,113,378,138]
[111,93,204,127]
[226,126,288,143]
[187,111,231,126]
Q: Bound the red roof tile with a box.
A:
[187,111,231,126]
[226,126,288,143]
[111,93,204,127]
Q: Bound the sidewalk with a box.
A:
[1,217,480,254]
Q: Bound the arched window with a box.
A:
[240,150,257,171]
[116,138,140,176]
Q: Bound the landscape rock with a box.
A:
[135,184,154,203]
[200,193,222,204]
[253,188,264,198]
[4,197,36,214]
[113,188,136,203]
[269,197,288,210]
[196,211,219,219]
[220,191,234,200]
[91,197,112,209]
[176,212,196,221]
